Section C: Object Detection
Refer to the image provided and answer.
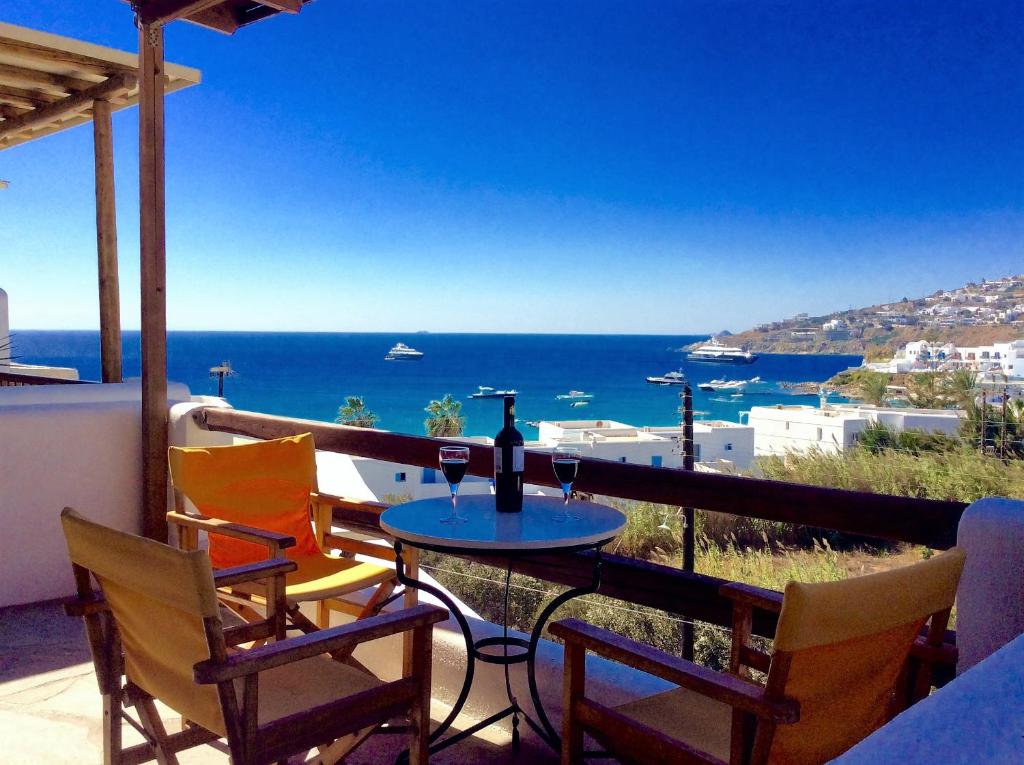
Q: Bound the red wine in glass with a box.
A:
[551,446,582,522]
[439,446,470,524]
[441,458,469,485]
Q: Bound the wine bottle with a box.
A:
[494,395,524,512]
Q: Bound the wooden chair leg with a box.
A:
[102,693,122,765]
[357,578,398,620]
[316,599,331,629]
[409,623,434,765]
[133,692,180,765]
[562,642,586,765]
[313,726,377,764]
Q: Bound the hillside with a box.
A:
[708,275,1024,357]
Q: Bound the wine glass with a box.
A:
[439,446,470,524]
[551,445,582,522]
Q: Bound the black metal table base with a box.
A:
[394,541,603,758]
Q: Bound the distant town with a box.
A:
[726,274,1024,357]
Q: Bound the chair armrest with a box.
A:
[550,618,799,723]
[312,492,389,515]
[213,558,297,588]
[63,594,108,617]
[321,532,397,561]
[194,604,447,684]
[719,582,783,614]
[910,637,958,666]
[167,511,296,553]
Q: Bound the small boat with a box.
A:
[646,370,687,385]
[556,390,594,400]
[469,386,518,399]
[570,401,589,408]
[686,338,758,365]
[385,342,424,361]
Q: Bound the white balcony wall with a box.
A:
[0,381,190,607]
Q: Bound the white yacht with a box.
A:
[556,390,594,400]
[384,342,424,361]
[697,376,764,394]
[645,370,687,385]
[469,386,518,399]
[686,338,758,364]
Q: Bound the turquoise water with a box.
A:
[11,331,861,439]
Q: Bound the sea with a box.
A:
[11,331,861,440]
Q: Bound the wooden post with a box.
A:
[139,24,168,540]
[92,99,122,384]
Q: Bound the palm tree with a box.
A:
[942,369,978,410]
[855,372,889,407]
[335,396,378,428]
[424,394,465,437]
[906,373,944,409]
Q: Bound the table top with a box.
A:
[380,494,627,553]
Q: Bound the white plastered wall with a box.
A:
[0,381,190,606]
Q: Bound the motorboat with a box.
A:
[556,390,594,400]
[385,342,424,361]
[686,338,758,364]
[570,401,589,408]
[697,376,764,394]
[469,386,518,399]
[645,370,687,385]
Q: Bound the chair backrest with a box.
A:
[60,508,228,736]
[766,546,965,764]
[168,433,321,568]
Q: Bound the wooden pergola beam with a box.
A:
[93,99,122,384]
[0,83,59,109]
[0,73,136,140]
[0,38,137,78]
[0,103,31,118]
[181,5,243,34]
[0,62,98,95]
[139,24,168,540]
[256,0,301,12]
[136,0,227,26]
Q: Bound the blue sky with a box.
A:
[2,1,1022,333]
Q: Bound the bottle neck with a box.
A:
[503,397,515,429]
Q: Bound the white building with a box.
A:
[0,287,80,380]
[345,436,500,502]
[869,338,1024,378]
[747,403,965,457]
[536,418,755,471]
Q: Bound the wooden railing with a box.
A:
[0,370,92,387]
[193,407,968,639]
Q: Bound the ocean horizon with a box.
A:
[11,330,862,439]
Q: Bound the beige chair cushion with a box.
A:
[247,656,382,726]
[614,686,732,763]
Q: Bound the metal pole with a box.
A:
[681,383,695,660]
[1001,387,1008,459]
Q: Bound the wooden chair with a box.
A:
[552,546,965,765]
[60,507,445,765]
[168,433,405,637]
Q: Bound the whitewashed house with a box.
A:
[536,419,755,471]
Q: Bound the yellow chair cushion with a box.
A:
[284,553,396,601]
[245,655,382,726]
[614,686,732,763]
